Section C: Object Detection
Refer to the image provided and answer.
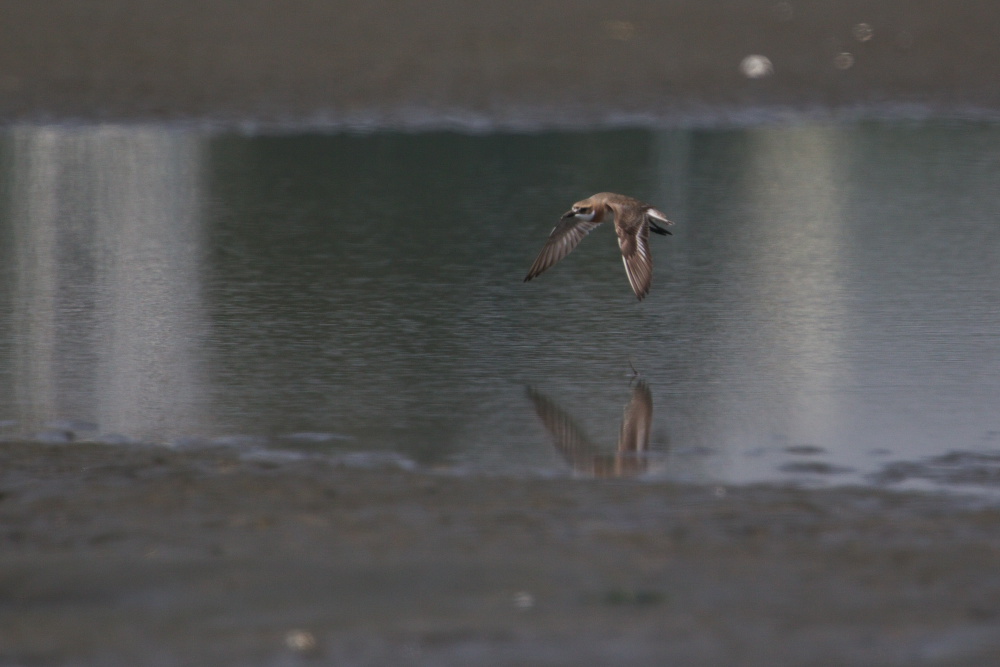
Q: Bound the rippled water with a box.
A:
[1,122,998,490]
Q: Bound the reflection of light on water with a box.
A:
[738,126,849,452]
[4,126,207,441]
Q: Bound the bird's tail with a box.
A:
[649,220,672,236]
[645,208,674,236]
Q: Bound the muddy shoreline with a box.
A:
[2,440,1000,665]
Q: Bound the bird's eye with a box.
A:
[578,207,590,213]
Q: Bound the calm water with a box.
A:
[1,123,999,490]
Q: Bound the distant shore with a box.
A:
[3,1,1000,128]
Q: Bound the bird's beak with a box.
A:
[561,209,575,219]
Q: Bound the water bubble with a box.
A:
[852,23,874,42]
[740,54,774,79]
[833,52,855,70]
[285,629,317,652]
[513,591,535,610]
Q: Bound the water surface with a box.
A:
[1,122,998,491]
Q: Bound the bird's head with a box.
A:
[562,198,599,222]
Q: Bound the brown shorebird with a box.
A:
[524,192,674,300]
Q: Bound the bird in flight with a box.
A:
[523,192,674,300]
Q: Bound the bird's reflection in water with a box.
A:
[526,382,655,478]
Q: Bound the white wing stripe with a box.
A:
[645,207,672,224]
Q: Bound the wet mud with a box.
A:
[2,441,1000,665]
[3,1,1000,127]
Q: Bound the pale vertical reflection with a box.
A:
[6,126,206,441]
[737,127,848,446]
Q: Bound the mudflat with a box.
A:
[2,441,999,665]
[2,1,999,125]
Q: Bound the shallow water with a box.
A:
[1,122,998,491]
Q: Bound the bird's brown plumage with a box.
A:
[523,192,673,300]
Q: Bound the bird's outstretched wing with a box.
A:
[616,210,653,300]
[526,387,599,468]
[527,384,653,478]
[524,218,602,282]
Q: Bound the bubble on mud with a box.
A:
[740,54,774,79]
[513,591,535,610]
[833,52,855,70]
[852,23,874,42]
[285,629,317,652]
